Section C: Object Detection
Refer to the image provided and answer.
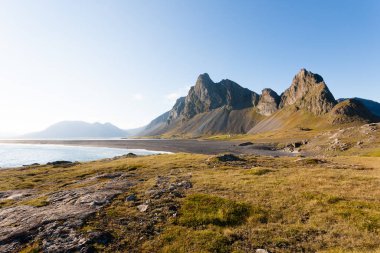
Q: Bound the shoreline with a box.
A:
[0,139,293,156]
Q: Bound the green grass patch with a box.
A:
[143,226,231,253]
[178,194,251,227]
[20,196,49,207]
[363,149,380,157]
[0,199,15,208]
[333,200,380,232]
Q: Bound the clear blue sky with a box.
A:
[0,0,379,134]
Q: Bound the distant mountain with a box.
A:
[140,69,380,137]
[22,121,129,139]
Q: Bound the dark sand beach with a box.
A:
[0,139,292,156]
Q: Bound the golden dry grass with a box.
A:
[1,153,379,252]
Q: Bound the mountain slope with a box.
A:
[338,97,380,118]
[329,99,379,124]
[22,121,128,139]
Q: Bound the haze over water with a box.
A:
[0,144,165,168]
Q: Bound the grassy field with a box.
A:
[1,153,379,252]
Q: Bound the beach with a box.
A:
[0,139,290,156]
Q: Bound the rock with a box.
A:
[284,140,308,153]
[328,137,350,151]
[47,160,73,166]
[238,142,254,146]
[22,163,40,167]
[177,180,192,189]
[171,191,183,198]
[147,189,166,199]
[137,204,149,212]
[126,194,137,202]
[168,184,176,191]
[257,88,280,116]
[256,249,269,253]
[298,127,312,131]
[0,190,34,201]
[215,154,244,162]
[168,205,177,212]
[88,231,113,245]
[0,174,134,252]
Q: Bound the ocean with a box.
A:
[0,143,167,168]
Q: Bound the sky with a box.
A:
[0,0,379,134]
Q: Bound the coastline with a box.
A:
[0,139,292,156]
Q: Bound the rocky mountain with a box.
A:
[22,121,129,139]
[141,69,379,137]
[257,88,280,116]
[175,73,260,120]
[279,68,337,115]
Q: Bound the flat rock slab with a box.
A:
[0,174,135,253]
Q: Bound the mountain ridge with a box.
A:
[140,69,379,137]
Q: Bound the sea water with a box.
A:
[0,143,167,168]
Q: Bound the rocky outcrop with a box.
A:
[279,69,337,115]
[257,88,280,116]
[0,173,135,252]
[167,97,186,123]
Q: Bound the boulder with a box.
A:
[137,204,149,212]
[215,154,244,162]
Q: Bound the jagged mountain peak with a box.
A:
[296,68,324,82]
[182,74,259,119]
[195,73,213,87]
[261,88,279,97]
[280,68,336,115]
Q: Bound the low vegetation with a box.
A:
[178,194,251,227]
[0,153,379,252]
